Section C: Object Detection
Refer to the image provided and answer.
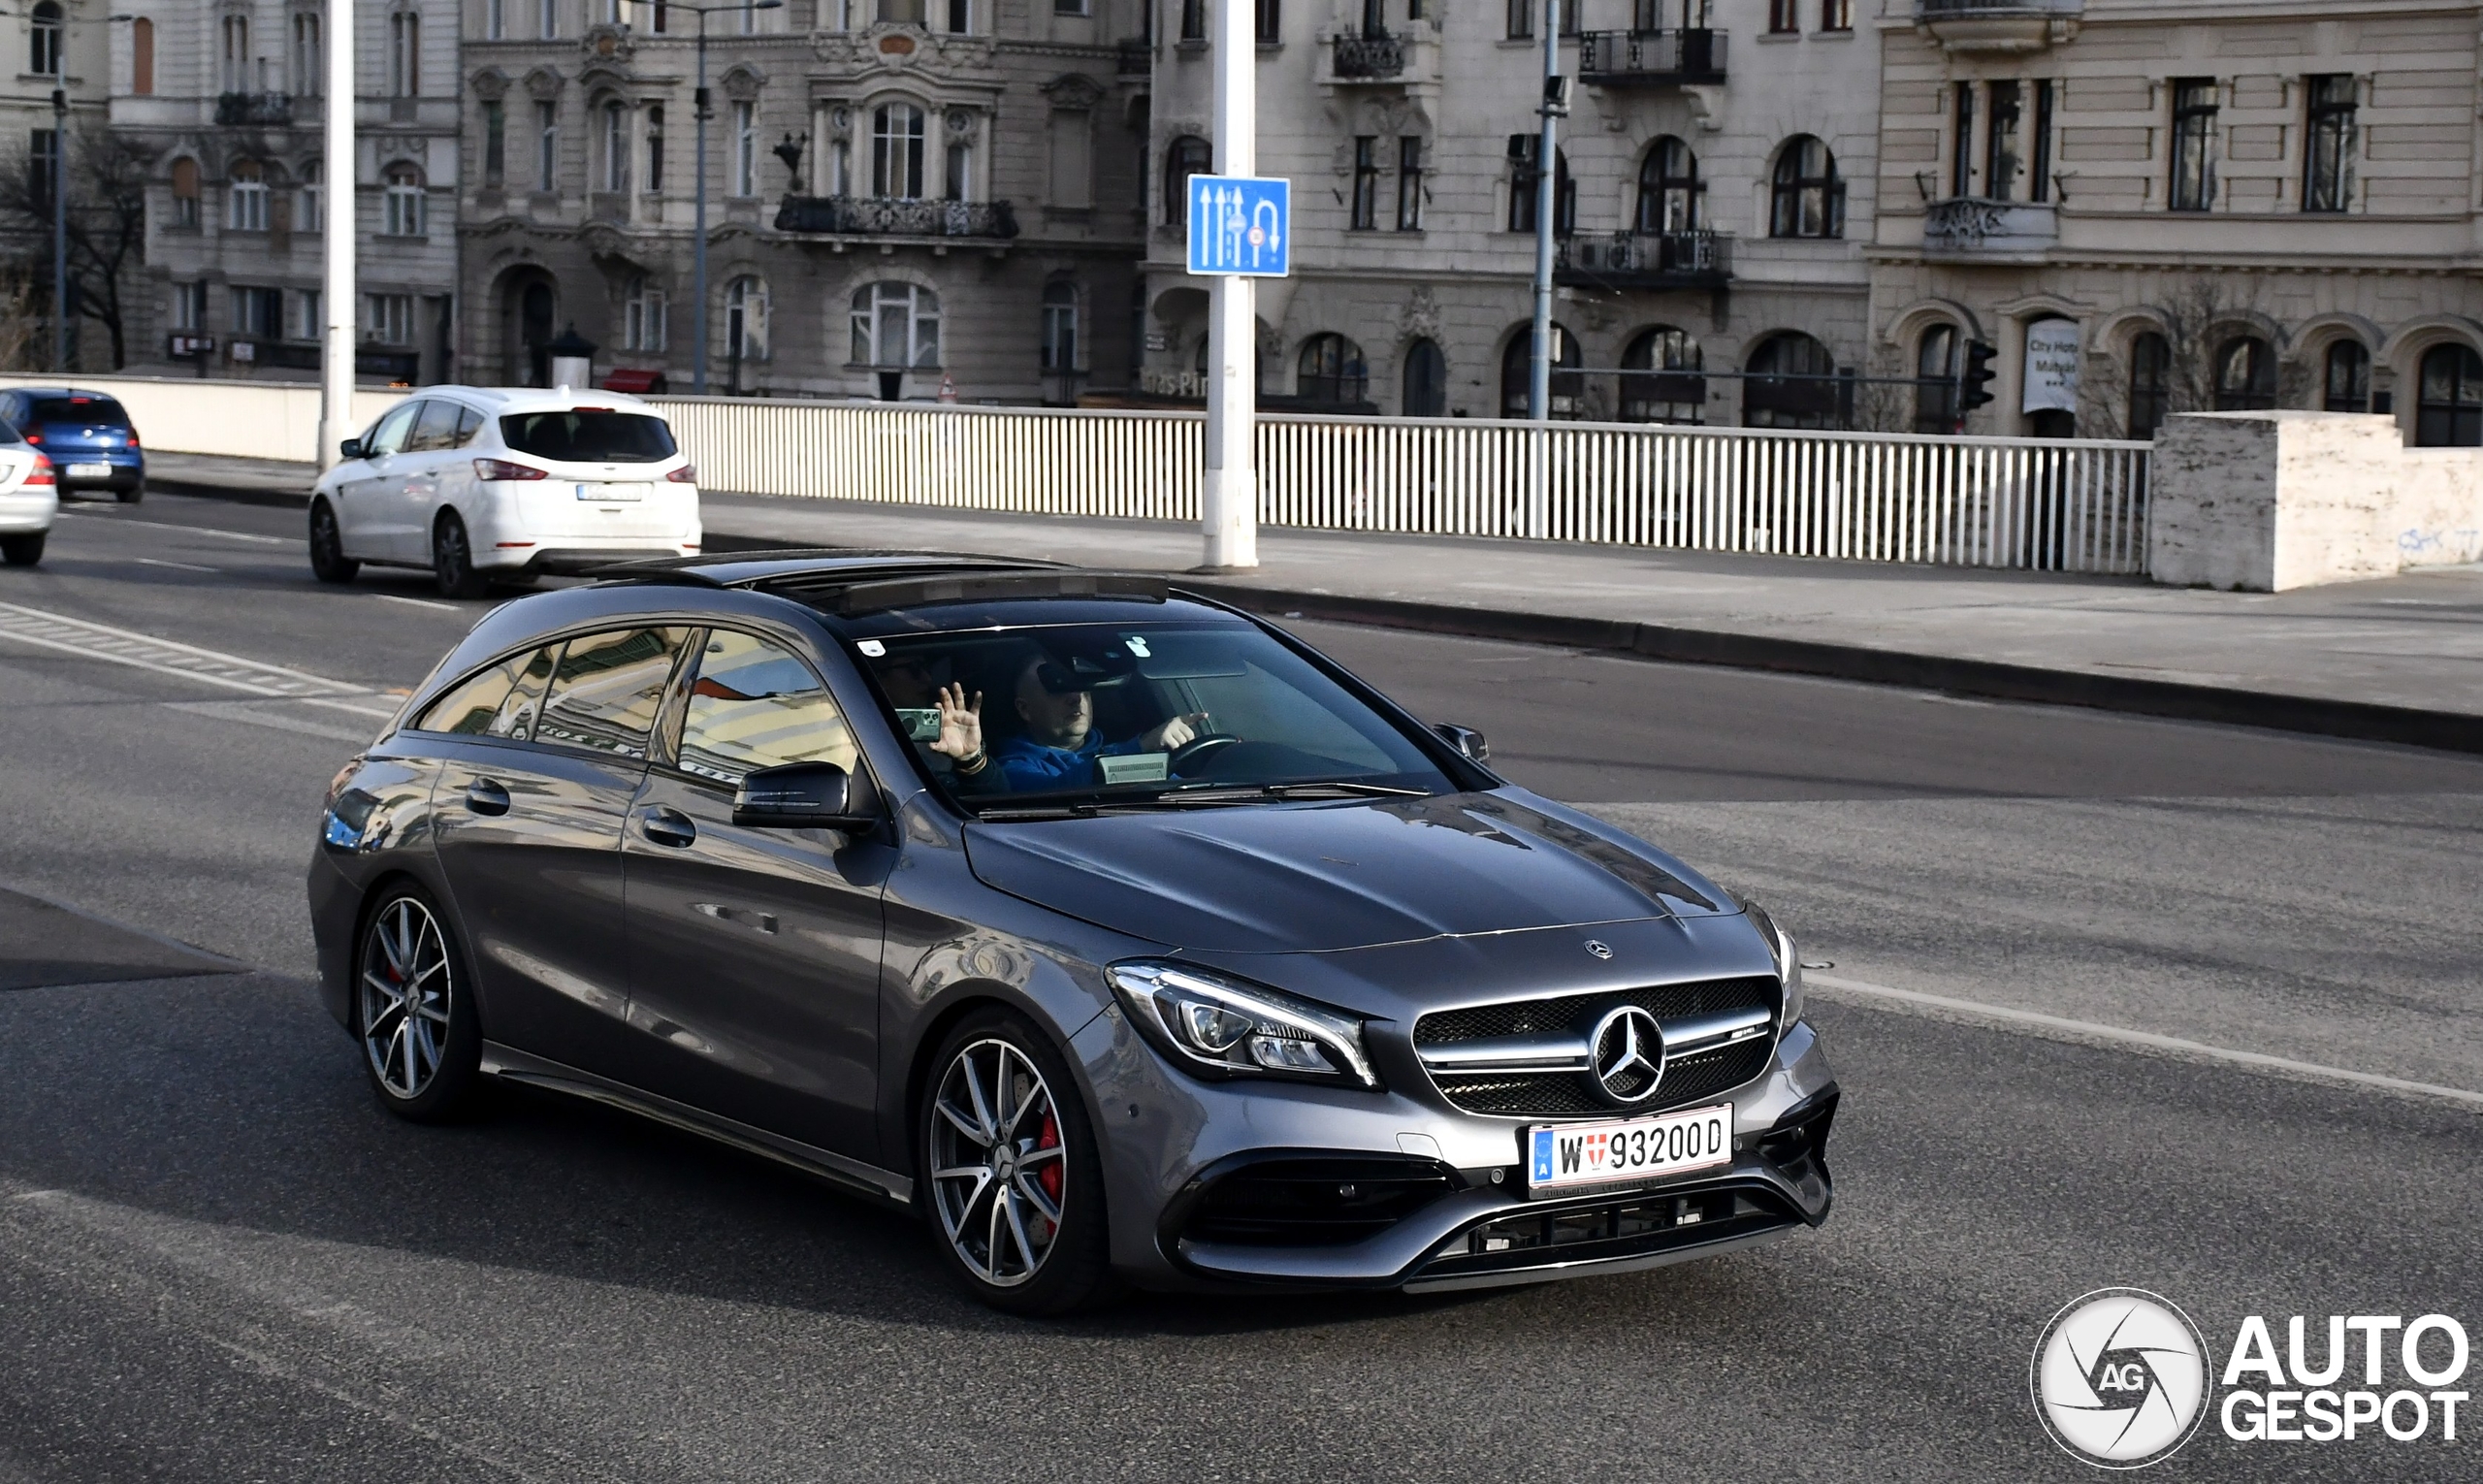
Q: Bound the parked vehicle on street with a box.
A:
[309,553,1837,1312]
[0,419,58,566]
[309,387,701,599]
[0,388,145,503]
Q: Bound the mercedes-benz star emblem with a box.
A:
[1584,940,1614,959]
[1589,1005,1665,1106]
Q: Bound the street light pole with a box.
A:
[318,0,356,469]
[50,80,67,371]
[1201,0,1257,569]
[674,0,782,398]
[1528,0,1564,423]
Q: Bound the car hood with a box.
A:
[961,790,1733,953]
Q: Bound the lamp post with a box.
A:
[1528,0,1565,423]
[663,0,783,397]
[318,0,355,469]
[30,8,134,371]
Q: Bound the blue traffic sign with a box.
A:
[1186,175,1291,277]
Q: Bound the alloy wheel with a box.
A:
[359,895,455,1100]
[928,1038,1067,1288]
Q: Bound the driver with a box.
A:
[991,655,1209,791]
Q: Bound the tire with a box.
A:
[918,1008,1118,1316]
[433,512,489,600]
[116,481,144,504]
[0,532,43,566]
[353,883,485,1122]
[308,500,359,583]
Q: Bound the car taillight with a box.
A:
[23,453,53,485]
[473,458,548,481]
[125,433,139,448]
[22,433,39,444]
[665,464,698,484]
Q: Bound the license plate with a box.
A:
[67,463,111,479]
[1525,1103,1733,1198]
[576,482,647,501]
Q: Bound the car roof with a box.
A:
[8,387,122,403]
[592,550,1182,617]
[406,385,662,416]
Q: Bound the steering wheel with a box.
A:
[1167,732,1242,777]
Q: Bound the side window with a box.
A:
[534,627,693,758]
[412,645,558,737]
[453,404,484,445]
[406,399,464,452]
[674,629,858,785]
[364,402,419,457]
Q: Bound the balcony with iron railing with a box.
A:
[1554,229,1732,291]
[1332,31,1407,80]
[214,92,295,127]
[1575,28,1725,87]
[1915,0,2081,52]
[774,196,1019,240]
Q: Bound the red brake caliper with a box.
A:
[1036,1112,1063,1204]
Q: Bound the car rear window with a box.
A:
[28,396,133,428]
[499,410,677,464]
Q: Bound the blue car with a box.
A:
[0,388,145,502]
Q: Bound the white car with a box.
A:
[309,386,702,598]
[0,422,57,567]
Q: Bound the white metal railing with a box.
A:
[655,399,2153,575]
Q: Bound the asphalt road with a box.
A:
[2,493,2477,1483]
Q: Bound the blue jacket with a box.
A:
[992,730,1149,791]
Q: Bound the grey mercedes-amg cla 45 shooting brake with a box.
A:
[310,552,1839,1313]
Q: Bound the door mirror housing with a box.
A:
[339,437,364,461]
[1432,723,1490,763]
[731,760,881,831]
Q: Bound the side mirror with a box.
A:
[1433,723,1490,763]
[732,760,882,831]
[339,437,364,460]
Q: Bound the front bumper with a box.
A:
[0,489,59,532]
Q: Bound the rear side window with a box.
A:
[674,630,858,785]
[500,411,677,464]
[413,646,557,737]
[454,405,484,444]
[534,627,692,758]
[28,396,132,427]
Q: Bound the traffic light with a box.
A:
[1959,339,1999,413]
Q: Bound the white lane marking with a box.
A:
[1807,971,2483,1110]
[131,556,219,573]
[0,601,366,698]
[163,699,377,745]
[372,593,458,611]
[54,511,295,546]
[299,696,401,719]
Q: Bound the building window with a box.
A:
[536,101,560,191]
[132,17,155,95]
[1744,332,1839,429]
[851,281,941,367]
[725,276,768,368]
[1349,137,1379,231]
[171,157,200,226]
[231,286,282,338]
[488,0,505,39]
[2169,78,2217,211]
[1506,136,1572,237]
[1767,0,1797,35]
[171,282,206,331]
[1040,281,1078,370]
[1506,0,1529,40]
[655,0,671,31]
[388,11,420,97]
[1499,324,1582,419]
[1620,326,1704,425]
[945,135,972,200]
[1297,333,1368,405]
[1819,0,1849,30]
[623,275,667,351]
[294,288,321,340]
[31,1,61,76]
[481,101,506,187]
[1769,136,1844,238]
[290,13,320,96]
[299,161,322,230]
[1985,81,2023,202]
[1636,136,1701,233]
[2417,344,2483,447]
[365,293,414,345]
[872,102,923,198]
[229,160,271,231]
[1951,82,1974,197]
[2322,340,2370,413]
[646,106,664,191]
[2304,74,2356,214]
[541,0,560,39]
[28,129,56,210]
[2210,336,2275,410]
[2128,332,2171,439]
[2032,79,2055,202]
[1047,112,1087,208]
[738,0,758,32]
[732,101,757,195]
[1395,136,1422,231]
[1164,135,1209,225]
[601,102,629,191]
[1402,338,1446,417]
[880,0,926,21]
[382,165,425,236]
[219,15,249,93]
[1054,0,1085,13]
[1915,324,1960,434]
[948,0,973,33]
[1255,0,1279,43]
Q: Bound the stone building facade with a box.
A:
[113,0,463,381]
[5,0,119,363]
[1869,0,2483,445]
[1137,0,1885,425]
[458,0,1146,402]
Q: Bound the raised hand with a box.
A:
[930,681,984,760]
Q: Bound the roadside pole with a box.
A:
[1201,0,1257,570]
[317,0,356,469]
[1526,0,1564,539]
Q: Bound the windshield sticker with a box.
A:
[1098,752,1170,785]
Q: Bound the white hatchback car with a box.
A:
[0,422,57,567]
[309,387,702,597]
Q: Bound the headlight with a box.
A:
[1742,898,1805,1028]
[1108,962,1379,1089]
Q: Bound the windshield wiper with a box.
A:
[1163,780,1431,802]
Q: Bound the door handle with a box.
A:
[464,778,511,816]
[639,806,696,849]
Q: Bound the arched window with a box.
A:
[1297,333,1368,406]
[170,156,201,227]
[2128,331,2171,439]
[1403,338,1446,417]
[132,16,156,95]
[1620,326,1704,425]
[1508,139,1572,237]
[1770,136,1845,240]
[2322,340,2370,413]
[726,275,769,369]
[851,280,941,367]
[1040,281,1078,372]
[31,2,61,77]
[387,10,420,97]
[600,101,630,191]
[1744,332,1840,429]
[382,164,425,236]
[623,274,666,350]
[1635,137,1701,235]
[229,160,270,231]
[2211,336,2275,411]
[1499,324,1583,419]
[2416,343,2483,447]
[872,103,925,198]
[1914,324,1960,434]
[1165,136,1209,226]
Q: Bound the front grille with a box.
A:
[1415,976,1780,1119]
[1180,1156,1458,1247]
[1414,1180,1797,1282]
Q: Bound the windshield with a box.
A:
[860,619,1454,811]
[499,410,677,463]
[28,396,132,428]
